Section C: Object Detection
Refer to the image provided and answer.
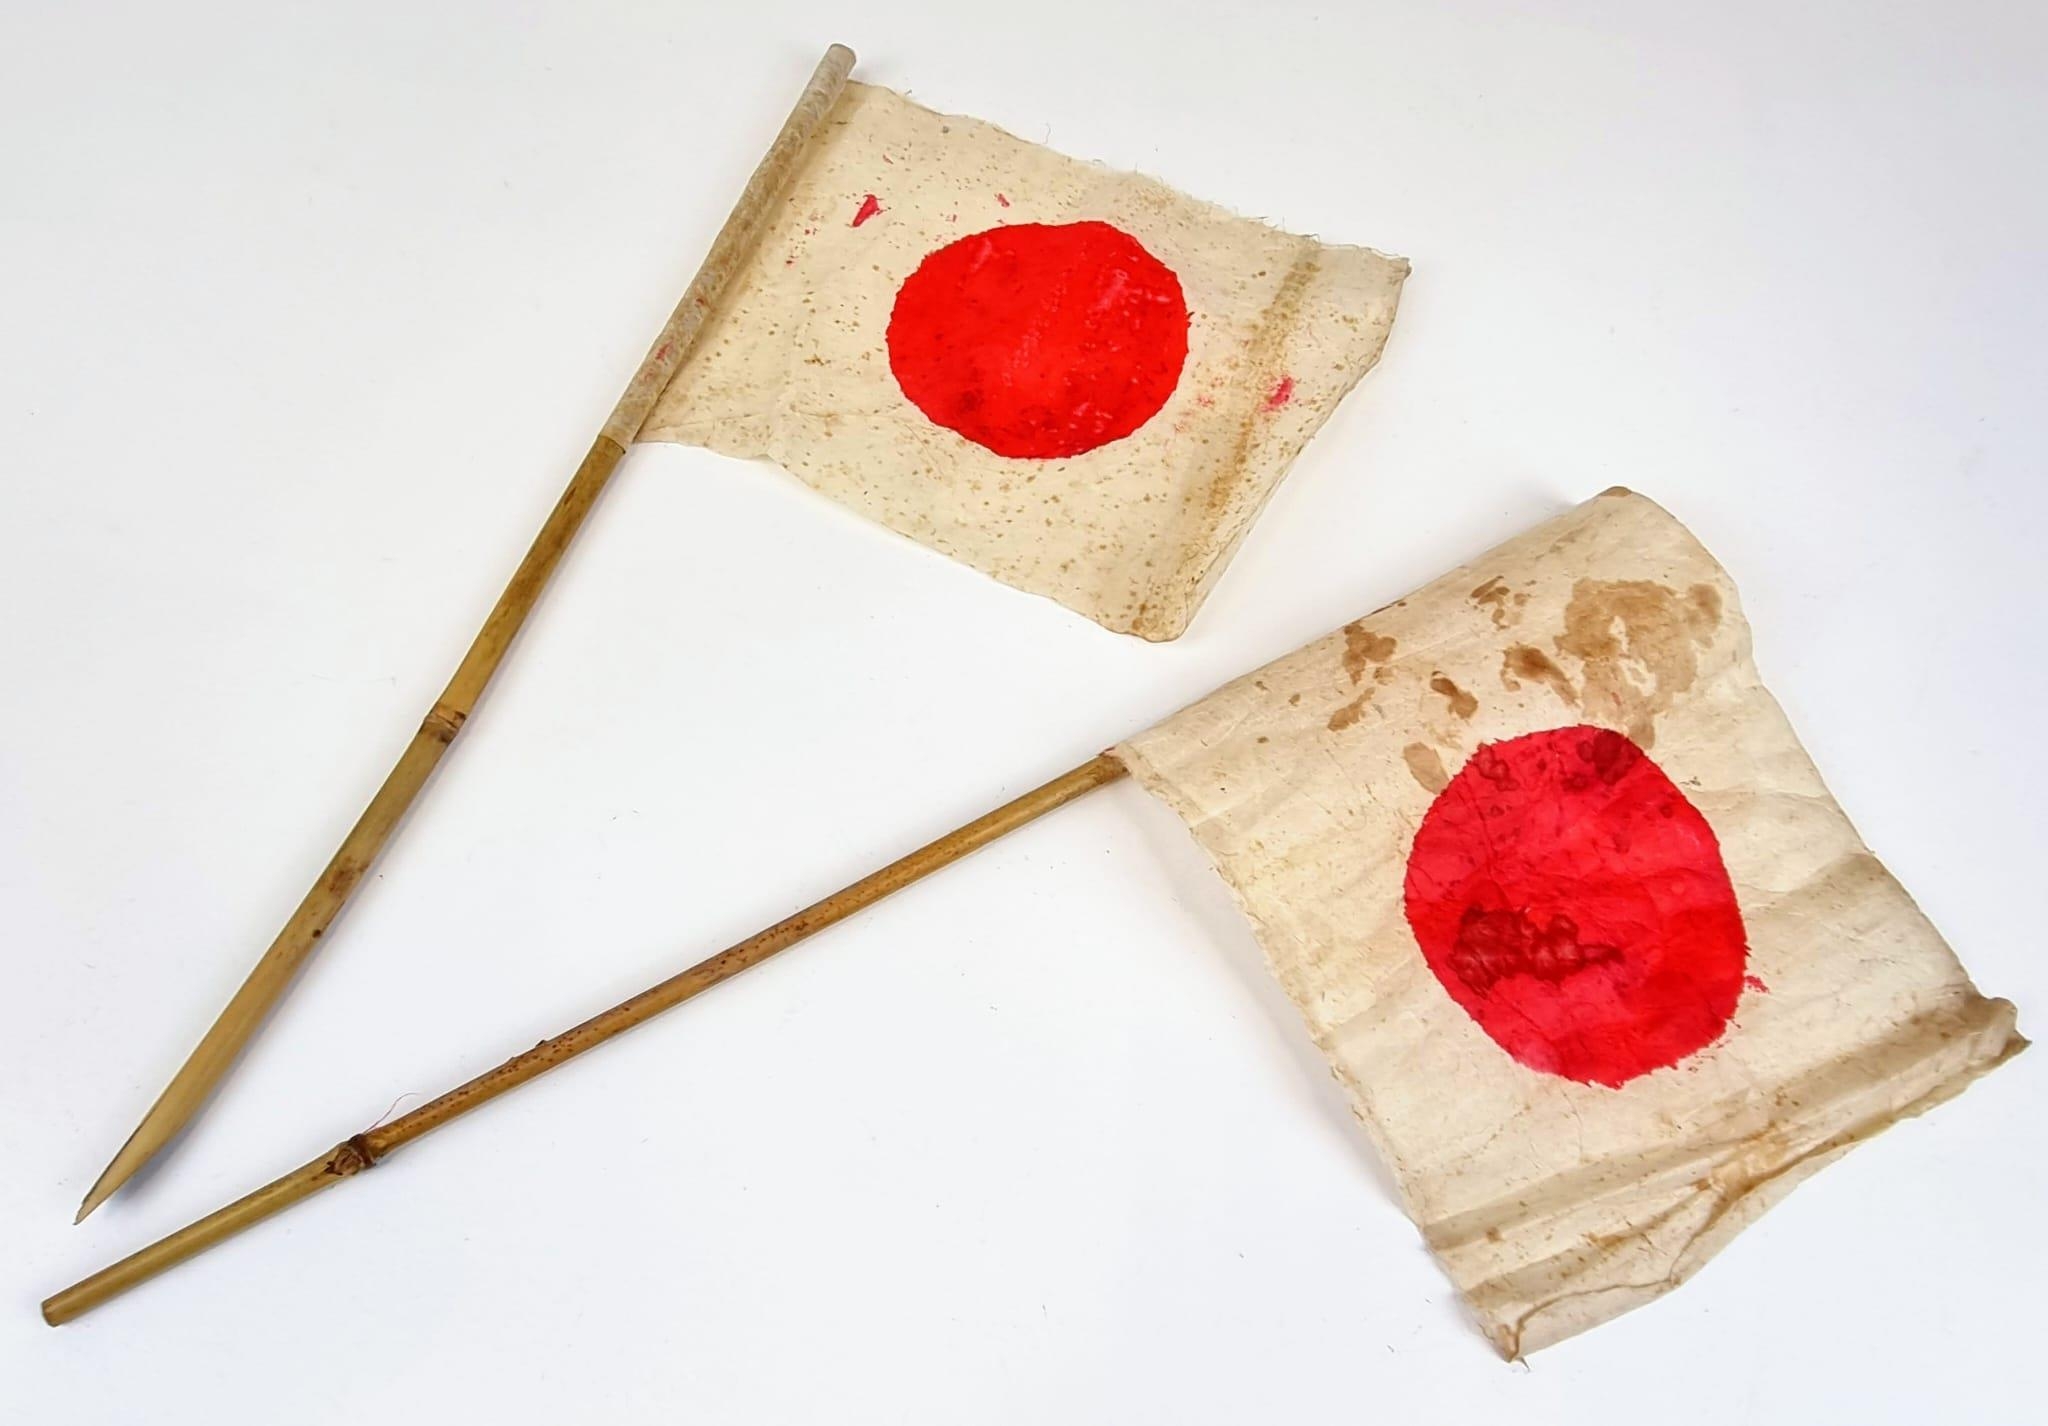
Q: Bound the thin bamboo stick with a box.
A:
[44,753,1129,1325]
[75,44,858,1224]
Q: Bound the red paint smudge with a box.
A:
[996,192,1010,207]
[1744,974,1769,994]
[851,194,883,227]
[1264,375,1296,410]
[1404,726,1748,1087]
[886,221,1190,459]
[1195,393,1216,408]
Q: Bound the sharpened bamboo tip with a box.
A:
[75,1127,154,1224]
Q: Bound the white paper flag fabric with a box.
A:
[1115,489,2022,1355]
[642,81,1407,640]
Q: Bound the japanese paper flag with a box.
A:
[1116,490,2022,1354]
[641,81,1407,639]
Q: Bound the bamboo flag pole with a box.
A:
[75,44,859,1224]
[44,753,1129,1325]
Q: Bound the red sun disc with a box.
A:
[1402,725,1749,1087]
[885,221,1190,459]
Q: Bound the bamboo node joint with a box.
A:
[324,1135,382,1178]
[421,702,468,744]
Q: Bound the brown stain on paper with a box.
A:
[1403,742,1450,792]
[1429,675,1477,720]
[1342,623,1397,685]
[1471,577,1529,629]
[1329,622,1397,730]
[1327,692,1372,732]
[1501,645,1579,709]
[1552,579,1722,748]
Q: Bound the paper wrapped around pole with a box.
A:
[642,81,1407,640]
[1115,489,2022,1355]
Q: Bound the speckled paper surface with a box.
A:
[641,82,1407,639]
[1116,490,2023,1354]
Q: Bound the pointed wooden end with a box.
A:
[76,1162,126,1224]
[74,1121,162,1224]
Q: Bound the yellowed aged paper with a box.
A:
[1115,490,2022,1354]
[641,81,1407,639]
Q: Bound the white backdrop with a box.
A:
[2,3,2041,1421]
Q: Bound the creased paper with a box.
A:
[1116,489,2022,1354]
[642,81,1407,640]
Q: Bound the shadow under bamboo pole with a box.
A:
[75,43,859,1224]
[45,753,1129,1326]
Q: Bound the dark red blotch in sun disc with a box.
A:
[886,220,1190,459]
[1403,725,1749,1087]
